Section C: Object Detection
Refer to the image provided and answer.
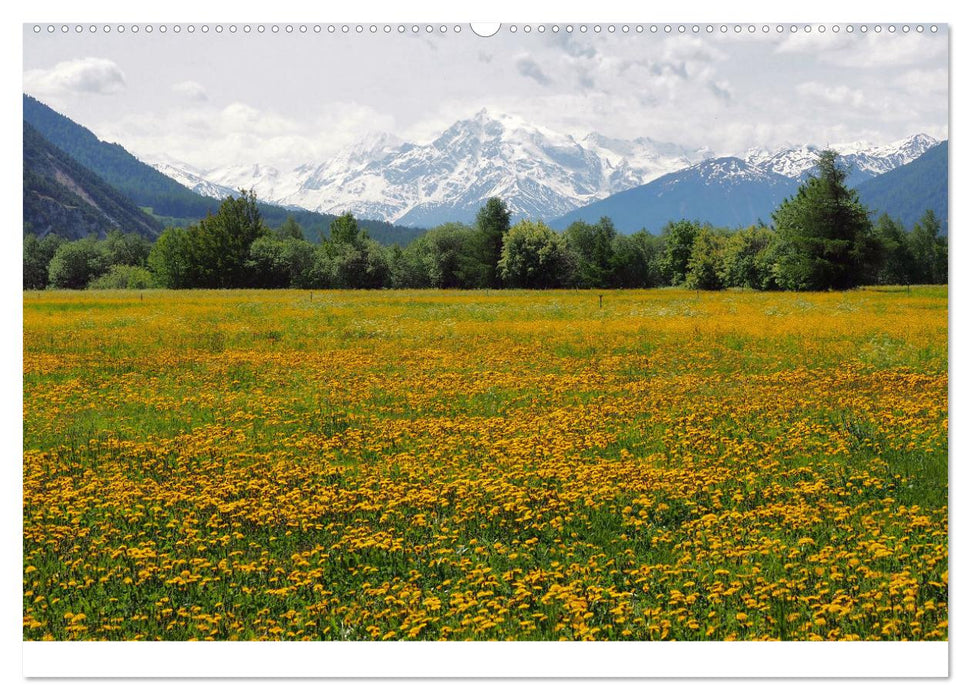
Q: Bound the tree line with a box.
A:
[24,151,946,292]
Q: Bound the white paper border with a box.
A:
[22,641,949,678]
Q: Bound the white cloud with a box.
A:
[775,31,947,68]
[895,68,948,98]
[796,81,868,109]
[96,101,397,171]
[515,56,553,87]
[775,31,856,57]
[171,80,208,102]
[23,57,125,97]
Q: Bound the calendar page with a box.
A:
[21,19,949,678]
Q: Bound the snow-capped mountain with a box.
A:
[200,163,289,201]
[155,111,940,228]
[748,134,939,185]
[577,132,713,186]
[551,135,944,234]
[152,161,240,200]
[158,110,710,227]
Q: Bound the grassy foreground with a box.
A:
[23,287,947,640]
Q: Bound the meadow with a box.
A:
[23,287,948,641]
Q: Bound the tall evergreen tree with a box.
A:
[772,151,873,290]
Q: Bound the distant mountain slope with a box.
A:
[22,94,425,245]
[856,141,948,234]
[24,93,217,220]
[748,134,939,187]
[23,122,162,239]
[550,158,796,234]
[152,161,240,200]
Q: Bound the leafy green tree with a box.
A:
[685,227,727,290]
[720,226,778,290]
[564,217,618,288]
[475,197,512,288]
[88,264,154,289]
[316,238,390,289]
[412,223,490,289]
[872,215,915,285]
[608,229,661,288]
[23,234,44,290]
[246,236,317,288]
[313,211,391,288]
[498,220,575,289]
[103,229,151,267]
[197,189,271,287]
[23,233,65,289]
[772,151,873,290]
[329,212,363,247]
[148,226,203,288]
[147,191,271,288]
[658,220,701,286]
[47,237,109,289]
[389,243,433,289]
[908,209,947,284]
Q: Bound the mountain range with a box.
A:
[22,94,425,244]
[157,110,943,232]
[23,94,947,242]
[157,110,714,228]
[551,141,947,235]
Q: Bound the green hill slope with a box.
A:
[23,122,162,239]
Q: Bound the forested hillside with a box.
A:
[857,141,948,235]
[23,122,161,240]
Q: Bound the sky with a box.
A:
[22,23,949,172]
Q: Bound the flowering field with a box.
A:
[23,288,948,641]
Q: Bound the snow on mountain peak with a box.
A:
[345,131,404,163]
[153,114,941,228]
[750,134,939,182]
[686,157,784,186]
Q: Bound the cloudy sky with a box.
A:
[22,23,949,171]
